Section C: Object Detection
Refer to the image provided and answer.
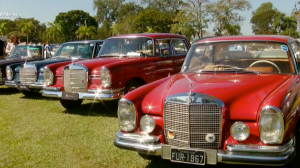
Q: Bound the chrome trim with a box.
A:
[0,77,5,84]
[19,63,37,84]
[163,93,224,149]
[259,105,284,144]
[43,87,61,91]
[42,89,123,100]
[4,81,16,88]
[114,130,295,166]
[63,63,88,93]
[118,99,136,132]
[116,130,159,143]
[5,81,45,89]
[226,139,294,153]
[87,87,124,94]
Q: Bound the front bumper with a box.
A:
[114,131,295,166]
[5,81,45,90]
[42,87,124,100]
[0,77,5,85]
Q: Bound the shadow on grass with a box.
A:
[0,87,20,95]
[145,158,271,168]
[20,93,58,101]
[63,100,119,117]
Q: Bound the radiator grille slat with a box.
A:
[164,102,222,149]
[63,68,87,93]
[19,67,37,84]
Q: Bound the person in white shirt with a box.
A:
[5,35,18,55]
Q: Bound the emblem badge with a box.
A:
[168,130,175,139]
[205,134,216,143]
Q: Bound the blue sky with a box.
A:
[0,0,298,35]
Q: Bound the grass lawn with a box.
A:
[0,86,281,168]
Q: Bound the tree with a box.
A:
[0,22,7,35]
[0,19,16,37]
[54,10,98,41]
[75,20,96,40]
[141,0,183,15]
[293,1,300,29]
[207,0,251,36]
[250,2,278,34]
[171,0,210,39]
[92,19,112,39]
[45,22,63,42]
[20,20,34,44]
[93,0,124,23]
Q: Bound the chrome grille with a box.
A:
[63,65,87,93]
[164,102,222,149]
[19,67,37,84]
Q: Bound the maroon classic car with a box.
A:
[42,33,190,109]
[114,35,300,167]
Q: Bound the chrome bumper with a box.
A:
[5,81,45,90]
[42,87,124,100]
[114,130,295,166]
[0,77,5,85]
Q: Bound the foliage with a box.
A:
[171,0,210,39]
[92,19,112,40]
[207,0,251,36]
[75,20,97,40]
[54,10,98,42]
[0,22,7,35]
[45,22,63,43]
[20,20,34,43]
[93,0,124,23]
[141,0,184,15]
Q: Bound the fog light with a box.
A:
[140,115,155,133]
[230,121,250,141]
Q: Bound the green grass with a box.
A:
[0,86,274,168]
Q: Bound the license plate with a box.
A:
[18,85,29,91]
[62,92,79,100]
[170,148,205,165]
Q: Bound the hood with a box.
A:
[24,59,71,71]
[0,59,24,67]
[73,57,139,73]
[141,73,290,120]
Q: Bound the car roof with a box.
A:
[63,40,104,44]
[108,33,187,39]
[195,35,296,44]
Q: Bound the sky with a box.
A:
[0,0,298,35]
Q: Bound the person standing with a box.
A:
[5,35,18,55]
[44,41,53,57]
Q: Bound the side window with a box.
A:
[290,41,300,72]
[172,39,188,55]
[155,39,171,56]
[94,43,103,56]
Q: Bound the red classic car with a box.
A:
[42,33,190,109]
[114,35,300,167]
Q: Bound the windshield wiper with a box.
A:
[197,64,259,74]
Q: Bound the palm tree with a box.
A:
[20,20,34,44]
[46,22,63,42]
[0,22,7,35]
[75,20,96,40]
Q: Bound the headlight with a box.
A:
[118,99,136,132]
[230,121,250,141]
[43,66,53,86]
[140,115,155,133]
[6,66,13,80]
[100,67,111,88]
[259,106,284,144]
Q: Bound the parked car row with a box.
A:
[1,34,300,167]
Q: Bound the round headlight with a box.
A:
[6,66,13,80]
[118,99,136,132]
[100,67,111,88]
[43,66,53,86]
[140,115,155,133]
[230,121,250,141]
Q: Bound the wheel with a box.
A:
[285,125,300,167]
[249,60,281,73]
[21,90,40,96]
[60,99,83,110]
[124,80,140,94]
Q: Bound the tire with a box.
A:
[124,80,140,94]
[60,99,83,110]
[285,126,300,167]
[21,90,40,96]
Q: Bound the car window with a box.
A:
[94,43,103,56]
[290,41,300,72]
[172,39,188,55]
[156,39,172,56]
[54,43,95,59]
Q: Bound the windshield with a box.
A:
[54,43,94,59]
[98,37,154,57]
[9,45,43,58]
[181,41,294,74]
